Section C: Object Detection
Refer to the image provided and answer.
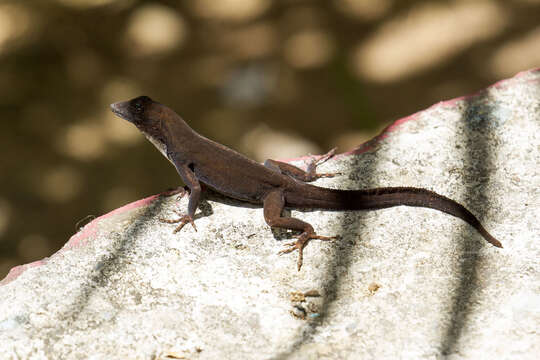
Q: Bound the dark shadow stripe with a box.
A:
[42,196,167,353]
[270,152,376,359]
[441,93,496,356]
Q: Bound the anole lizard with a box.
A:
[111,96,502,270]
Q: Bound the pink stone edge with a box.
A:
[0,194,160,286]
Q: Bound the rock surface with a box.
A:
[1,69,539,359]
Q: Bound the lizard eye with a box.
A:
[130,96,151,115]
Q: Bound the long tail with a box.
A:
[286,185,502,248]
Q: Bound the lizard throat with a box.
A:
[142,131,169,160]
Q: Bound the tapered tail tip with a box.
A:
[478,226,503,248]
[487,236,503,248]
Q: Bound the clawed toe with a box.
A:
[277,241,299,254]
[314,172,340,179]
[316,147,337,165]
[305,148,340,181]
[313,234,336,241]
[159,217,179,224]
[318,171,343,179]
[160,214,197,233]
[173,222,186,233]
[277,232,337,271]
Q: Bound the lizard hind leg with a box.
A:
[263,148,340,183]
[263,189,336,271]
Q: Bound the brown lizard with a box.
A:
[111,96,502,270]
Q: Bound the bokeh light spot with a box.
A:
[352,1,506,83]
[61,121,106,161]
[489,27,540,78]
[284,30,334,69]
[40,166,83,203]
[102,78,142,105]
[241,124,320,162]
[190,0,270,22]
[102,111,143,146]
[0,4,35,55]
[222,23,277,59]
[125,4,187,56]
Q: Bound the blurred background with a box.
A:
[0,0,539,279]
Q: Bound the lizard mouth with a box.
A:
[110,101,132,122]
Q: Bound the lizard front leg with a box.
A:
[263,190,335,271]
[160,161,201,232]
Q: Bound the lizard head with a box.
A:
[110,95,171,158]
[110,95,157,126]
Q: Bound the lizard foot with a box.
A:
[315,147,337,164]
[306,148,342,180]
[278,232,336,271]
[160,214,197,233]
